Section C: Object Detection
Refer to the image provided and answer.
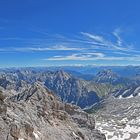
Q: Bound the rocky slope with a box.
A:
[112,84,140,98]
[87,96,140,140]
[93,69,140,99]
[0,83,106,140]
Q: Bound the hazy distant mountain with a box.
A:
[49,65,140,78]
[94,69,131,86]
[94,69,120,84]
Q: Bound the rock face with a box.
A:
[112,84,140,98]
[44,70,101,108]
[0,83,106,140]
[0,69,113,108]
[95,69,123,85]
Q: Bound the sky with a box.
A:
[1,0,140,67]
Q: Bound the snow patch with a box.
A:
[126,94,134,99]
[33,131,39,139]
[118,95,122,99]
[72,132,79,138]
[96,117,140,140]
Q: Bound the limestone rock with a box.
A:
[0,83,106,140]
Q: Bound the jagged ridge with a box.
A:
[0,83,106,140]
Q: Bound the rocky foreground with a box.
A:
[0,83,105,140]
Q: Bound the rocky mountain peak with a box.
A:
[95,69,119,84]
[96,69,118,77]
[0,83,106,140]
[54,70,71,80]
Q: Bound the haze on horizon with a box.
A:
[0,0,140,67]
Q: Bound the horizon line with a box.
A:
[0,64,140,69]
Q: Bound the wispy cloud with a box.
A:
[45,52,140,61]
[0,37,24,41]
[0,45,84,53]
[81,32,105,42]
[13,45,83,51]
[112,28,123,46]
[45,52,105,61]
[81,29,137,53]
[112,51,132,56]
[1,27,140,65]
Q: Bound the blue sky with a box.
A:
[1,0,140,67]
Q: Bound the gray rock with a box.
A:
[0,83,106,140]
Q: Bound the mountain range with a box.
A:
[1,65,140,139]
[1,66,140,106]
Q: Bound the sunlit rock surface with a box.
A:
[0,83,105,140]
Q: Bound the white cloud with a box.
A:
[45,52,105,61]
[11,45,84,52]
[44,52,140,62]
[113,28,123,46]
[81,32,105,42]
[80,31,136,52]
[1,28,140,64]
[113,51,132,56]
